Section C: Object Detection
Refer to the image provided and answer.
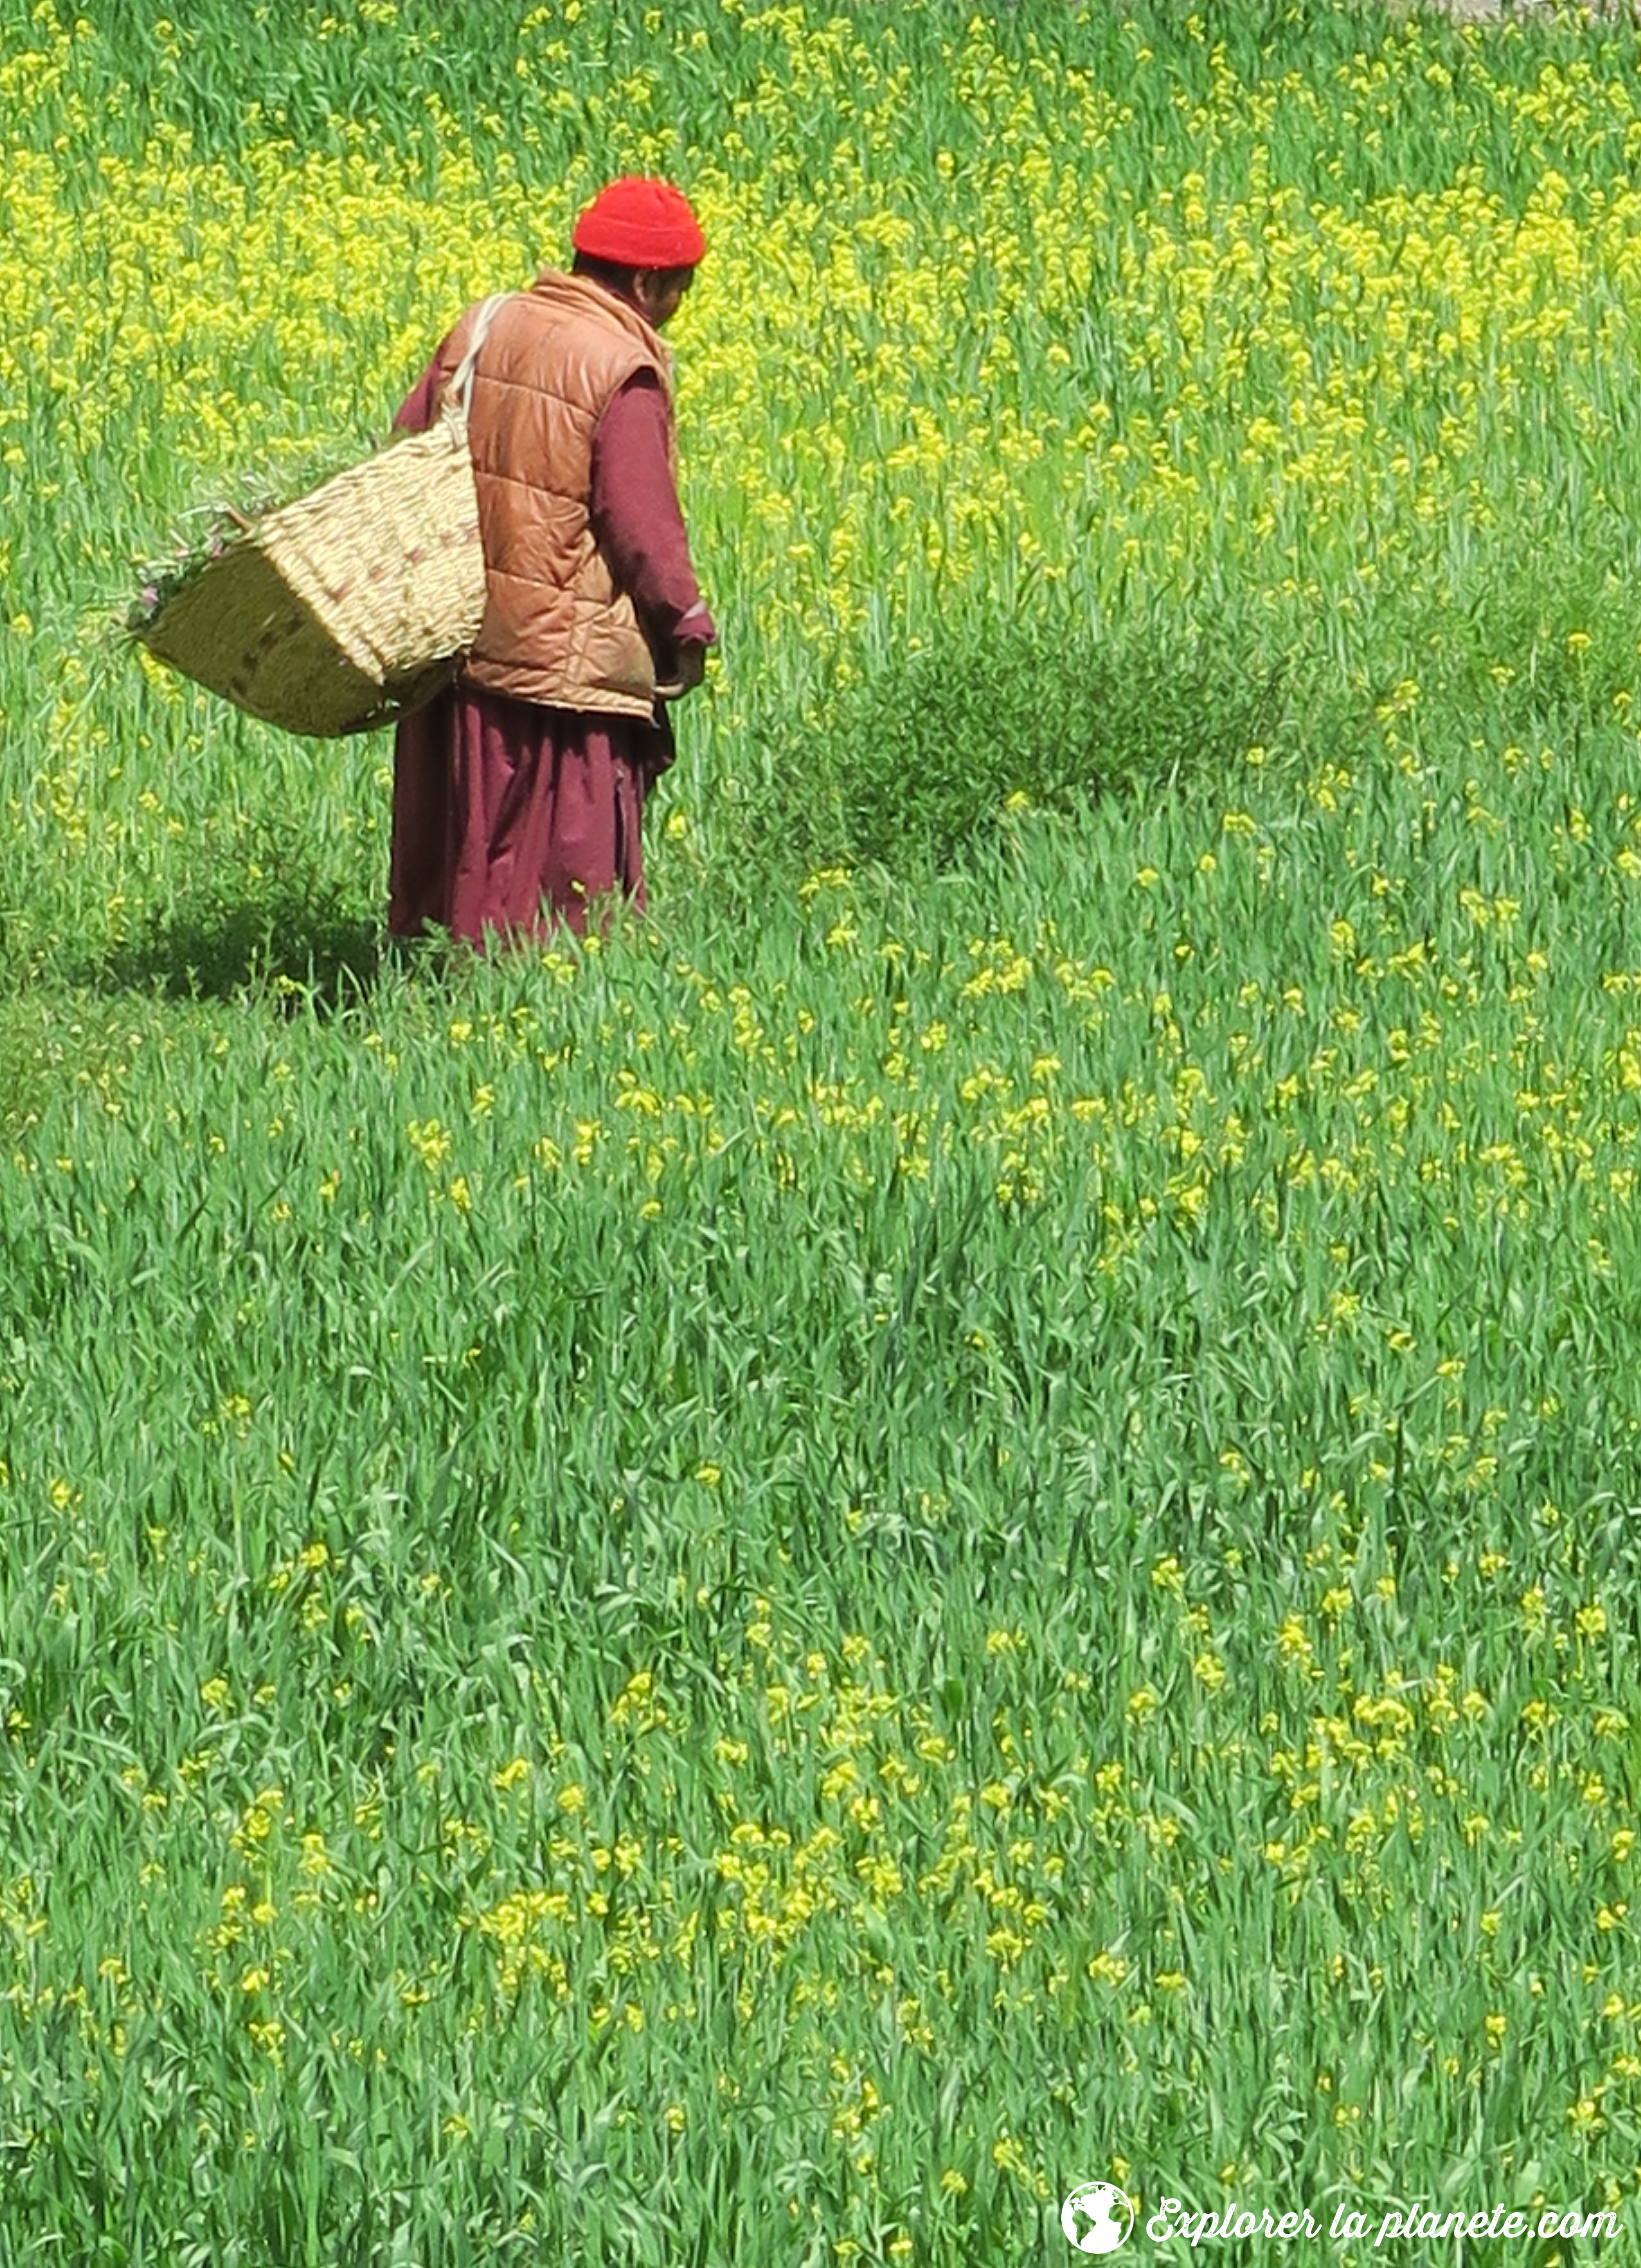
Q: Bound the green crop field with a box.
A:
[4,1,1641,2259]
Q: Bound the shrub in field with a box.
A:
[747,604,1300,876]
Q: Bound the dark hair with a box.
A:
[573,252,694,295]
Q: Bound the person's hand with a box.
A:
[656,641,709,700]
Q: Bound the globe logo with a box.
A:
[1061,2180,1134,2254]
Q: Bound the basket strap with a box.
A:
[444,293,510,421]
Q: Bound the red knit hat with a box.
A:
[572,177,706,269]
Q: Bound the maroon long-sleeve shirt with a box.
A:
[393,349,716,667]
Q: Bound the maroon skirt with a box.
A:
[389,684,673,944]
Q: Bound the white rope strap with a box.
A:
[444,293,510,422]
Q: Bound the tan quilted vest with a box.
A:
[430,271,673,716]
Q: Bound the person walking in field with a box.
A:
[387,176,716,944]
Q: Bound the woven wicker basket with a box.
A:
[134,296,507,738]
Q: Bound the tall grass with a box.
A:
[4,1,1641,2258]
